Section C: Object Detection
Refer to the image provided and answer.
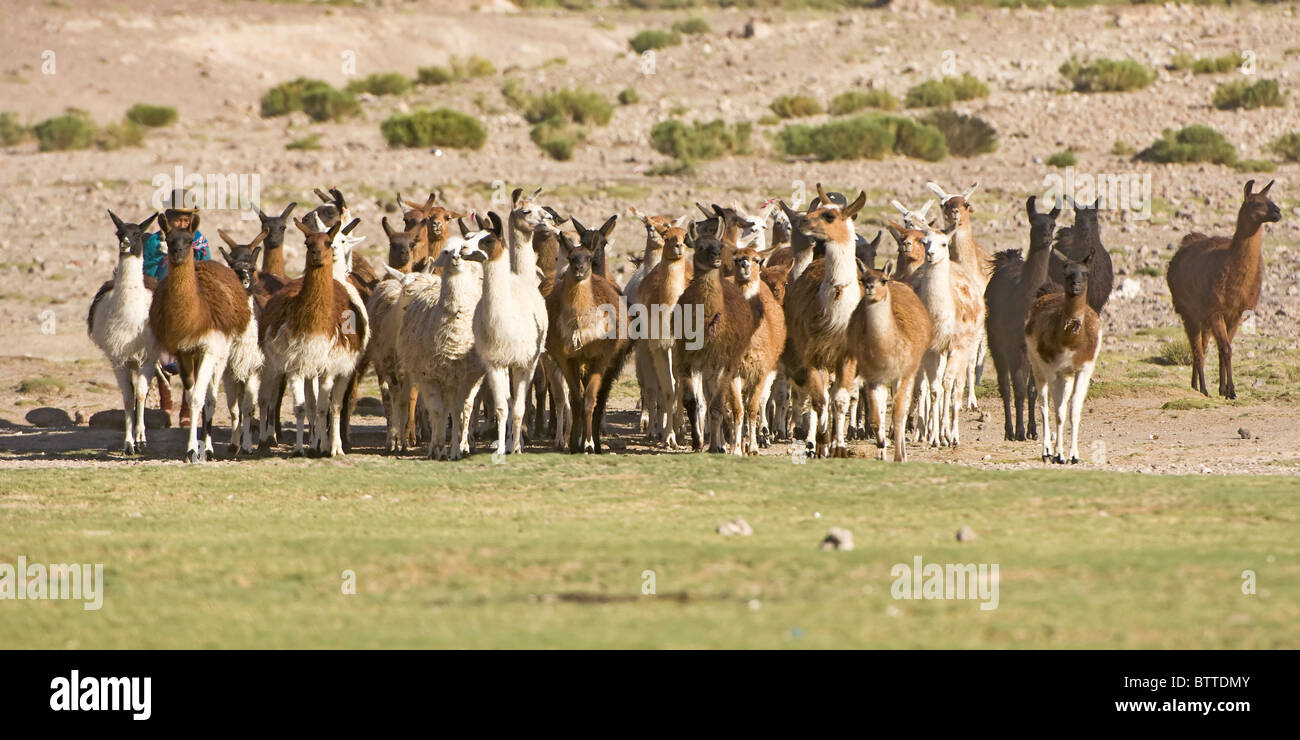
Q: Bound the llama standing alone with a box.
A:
[465,212,548,455]
[89,210,160,454]
[846,261,933,461]
[258,220,368,457]
[149,215,259,462]
[1167,179,1281,399]
[985,196,1060,441]
[1025,248,1102,464]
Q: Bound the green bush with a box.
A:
[1233,159,1276,173]
[346,72,412,96]
[649,119,751,162]
[95,119,145,150]
[33,114,93,151]
[1212,79,1286,110]
[450,55,496,80]
[918,110,997,157]
[629,29,681,54]
[301,86,360,122]
[0,112,28,146]
[905,79,955,108]
[618,87,639,105]
[1112,140,1136,156]
[777,114,946,162]
[125,103,178,127]
[947,74,990,101]
[417,66,454,86]
[260,77,332,117]
[524,88,613,126]
[828,89,899,115]
[380,108,487,150]
[530,117,583,161]
[672,17,710,34]
[1059,57,1154,93]
[1271,132,1300,162]
[769,94,823,118]
[1193,52,1245,75]
[1046,150,1077,167]
[502,78,529,109]
[286,133,322,151]
[1137,125,1236,165]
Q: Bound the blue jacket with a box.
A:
[143,230,210,280]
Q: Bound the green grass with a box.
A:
[1233,158,1276,173]
[345,72,412,96]
[94,119,144,150]
[1212,79,1287,110]
[1170,51,1244,74]
[1271,132,1300,162]
[450,55,496,80]
[1137,125,1236,166]
[417,66,454,86]
[650,119,751,162]
[1059,57,1154,93]
[260,77,331,117]
[32,113,93,151]
[1046,149,1077,167]
[629,29,681,54]
[1112,139,1136,156]
[2,456,1296,649]
[828,89,900,115]
[286,133,322,151]
[618,87,639,105]
[125,103,178,127]
[16,375,67,394]
[0,112,27,146]
[777,113,947,162]
[904,75,989,108]
[380,108,486,150]
[769,94,823,119]
[530,116,583,161]
[918,110,997,156]
[672,16,710,34]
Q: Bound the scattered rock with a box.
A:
[1114,277,1142,300]
[25,407,73,427]
[88,408,170,430]
[718,518,753,536]
[956,525,977,542]
[820,527,854,551]
[743,18,772,40]
[1237,427,1252,440]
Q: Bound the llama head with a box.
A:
[510,187,550,233]
[797,184,866,246]
[563,239,595,283]
[1240,179,1281,226]
[217,228,269,289]
[916,220,952,266]
[1026,196,1062,253]
[294,217,340,270]
[571,215,617,275]
[398,191,437,230]
[463,212,507,263]
[731,200,774,250]
[886,219,925,273]
[253,202,296,251]
[157,212,201,268]
[858,263,896,305]
[927,180,978,229]
[687,217,726,271]
[1061,247,1094,299]
[661,217,692,262]
[855,230,883,268]
[732,247,765,284]
[107,210,158,258]
[630,207,671,249]
[382,216,426,269]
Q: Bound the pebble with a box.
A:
[956,525,978,542]
[718,518,753,537]
[820,527,854,551]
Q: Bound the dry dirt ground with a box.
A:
[2,0,1299,474]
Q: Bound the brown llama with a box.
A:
[985,196,1061,441]
[847,261,933,461]
[382,216,428,273]
[252,201,297,280]
[635,221,695,448]
[149,214,259,462]
[1167,179,1282,399]
[884,219,926,283]
[1025,247,1102,464]
[398,191,467,272]
[731,246,786,454]
[545,236,633,453]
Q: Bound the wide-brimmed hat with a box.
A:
[162,189,200,230]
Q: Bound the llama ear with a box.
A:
[532,187,543,198]
[962,181,979,200]
[855,257,869,277]
[488,211,504,238]
[342,218,361,235]
[1026,195,1038,219]
[108,209,126,232]
[925,181,949,200]
[511,188,523,206]
[384,264,404,281]
[570,217,588,236]
[328,221,342,240]
[883,260,895,279]
[543,206,567,224]
[313,188,332,204]
[845,191,867,220]
[280,202,297,220]
[693,202,713,218]
[599,215,618,239]
[293,218,312,236]
[250,246,262,265]
[458,218,471,237]
[885,221,904,244]
[432,248,452,272]
[778,200,802,226]
[158,217,171,237]
[1259,179,1274,196]
[219,246,233,265]
[218,229,239,249]
[139,212,159,231]
[1243,180,1255,199]
[816,183,831,207]
[870,230,883,250]
[382,217,395,239]
[253,203,268,221]
[424,192,438,210]
[329,188,346,209]
[673,214,692,230]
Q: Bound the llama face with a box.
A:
[860,268,893,304]
[662,228,688,261]
[922,229,951,265]
[733,249,761,283]
[940,196,972,229]
[108,210,157,258]
[159,224,197,268]
[383,217,424,268]
[1063,258,1091,298]
[567,247,594,282]
[1026,196,1061,251]
[255,202,296,250]
[1242,180,1282,224]
[223,249,259,289]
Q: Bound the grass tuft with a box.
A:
[125,103,178,128]
[1059,57,1155,93]
[380,108,487,150]
[1212,79,1287,110]
[1137,125,1236,166]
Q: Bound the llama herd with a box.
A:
[86,178,1282,465]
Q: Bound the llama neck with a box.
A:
[919,259,955,311]
[294,262,337,335]
[736,274,761,300]
[950,218,979,265]
[114,254,145,290]
[508,222,535,276]
[790,248,814,283]
[863,294,898,345]
[262,245,286,277]
[482,256,512,300]
[1063,289,1088,321]
[1231,215,1265,266]
[642,240,663,271]
[822,240,859,291]
[1023,242,1052,299]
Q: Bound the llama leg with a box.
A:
[546,361,570,451]
[392,377,410,455]
[133,365,152,452]
[830,363,855,457]
[419,382,441,459]
[1068,365,1095,464]
[289,374,309,457]
[729,374,745,456]
[927,353,946,447]
[1052,376,1072,465]
[459,377,485,459]
[377,377,393,453]
[565,367,585,454]
[482,367,510,456]
[258,367,281,450]
[892,374,917,463]
[581,369,603,454]
[223,371,240,455]
[652,347,677,449]
[869,383,889,461]
[186,352,219,463]
[327,375,347,457]
[688,370,707,452]
[1184,324,1205,395]
[1011,361,1028,442]
[509,365,533,454]
[240,374,259,455]
[112,364,136,455]
[997,364,1014,441]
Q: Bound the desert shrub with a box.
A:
[260,77,332,117]
[346,72,412,96]
[286,133,322,151]
[650,119,751,161]
[1157,338,1193,366]
[947,74,990,101]
[629,29,681,54]
[1046,150,1077,167]
[919,110,997,156]
[95,119,145,150]
[1112,140,1136,156]
[380,108,487,149]
[672,17,710,34]
[1232,159,1276,173]
[777,114,946,162]
[769,94,823,118]
[828,89,899,115]
[618,87,639,105]
[1059,57,1154,93]
[1194,52,1245,74]
[1212,79,1286,110]
[0,113,28,146]
[905,79,955,108]
[301,86,360,122]
[33,113,93,151]
[417,66,454,85]
[1271,132,1300,162]
[125,103,178,127]
[1137,125,1236,165]
[530,117,583,161]
[450,55,496,80]
[757,113,780,126]
[502,78,529,109]
[524,88,613,125]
